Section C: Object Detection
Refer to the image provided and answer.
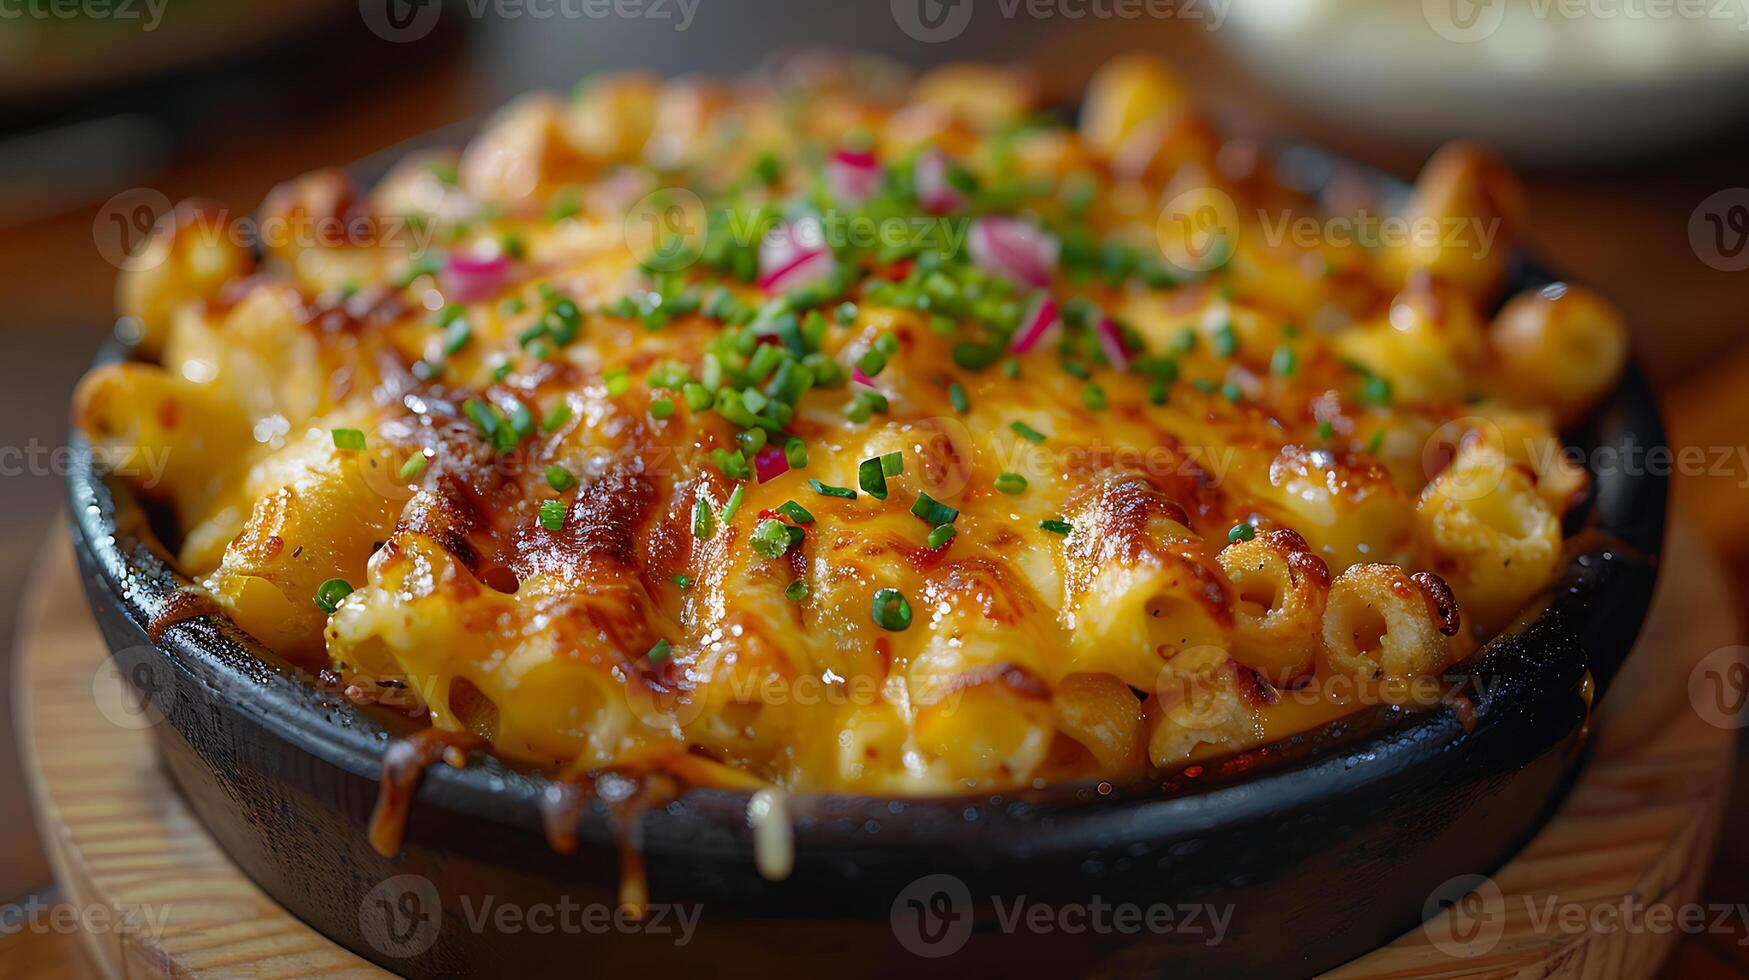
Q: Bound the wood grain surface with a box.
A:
[8,518,1739,979]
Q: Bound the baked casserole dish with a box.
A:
[69,53,1665,977]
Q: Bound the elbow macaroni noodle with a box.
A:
[75,54,1627,793]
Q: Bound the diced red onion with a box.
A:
[969,217,1058,288]
[444,252,512,303]
[1009,295,1061,355]
[758,221,836,294]
[826,148,882,203]
[1095,316,1130,372]
[914,149,967,215]
[754,445,790,483]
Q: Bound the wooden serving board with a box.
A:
[13,518,1740,979]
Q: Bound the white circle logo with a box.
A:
[93,188,174,271]
[892,0,975,42]
[359,874,442,959]
[360,0,443,43]
[1156,187,1238,274]
[92,647,173,731]
[1689,645,1749,730]
[1689,188,1749,273]
[1422,0,1508,43]
[890,873,973,958]
[1422,873,1506,958]
[623,188,708,273]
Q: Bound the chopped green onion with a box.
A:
[1212,322,1237,357]
[1039,519,1073,536]
[331,428,366,451]
[1190,378,1219,394]
[722,483,746,523]
[1010,420,1046,443]
[650,397,675,419]
[1221,382,1243,402]
[777,500,815,524]
[1367,429,1386,454]
[1271,346,1298,377]
[1147,379,1168,405]
[1228,522,1256,544]
[784,437,808,470]
[399,453,429,481]
[871,588,913,631]
[910,491,959,527]
[859,457,890,499]
[948,382,969,414]
[314,578,353,613]
[673,574,692,589]
[809,479,857,500]
[1317,420,1335,440]
[541,401,572,433]
[1083,383,1108,411]
[994,472,1028,495]
[545,465,575,492]
[442,318,473,355]
[646,638,672,665]
[880,452,903,477]
[784,579,810,601]
[538,499,566,531]
[463,399,498,440]
[751,518,795,558]
[1361,375,1393,406]
[926,524,956,549]
[692,499,716,539]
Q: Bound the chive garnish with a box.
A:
[722,483,746,523]
[545,465,575,492]
[784,579,810,601]
[1010,421,1046,443]
[809,479,857,500]
[692,499,716,539]
[314,578,354,613]
[910,491,959,527]
[871,588,913,631]
[538,499,566,531]
[646,638,672,665]
[859,457,890,499]
[399,453,429,481]
[777,500,815,524]
[995,472,1028,495]
[1039,519,1073,535]
[331,428,366,451]
[926,524,956,549]
[1228,522,1256,544]
[751,518,795,558]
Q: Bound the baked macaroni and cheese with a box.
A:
[75,54,1629,798]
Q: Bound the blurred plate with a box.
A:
[1214,0,1749,162]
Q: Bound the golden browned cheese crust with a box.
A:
[73,53,1627,794]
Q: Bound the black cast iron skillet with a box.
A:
[67,152,1666,978]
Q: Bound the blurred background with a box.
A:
[0,0,1745,974]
